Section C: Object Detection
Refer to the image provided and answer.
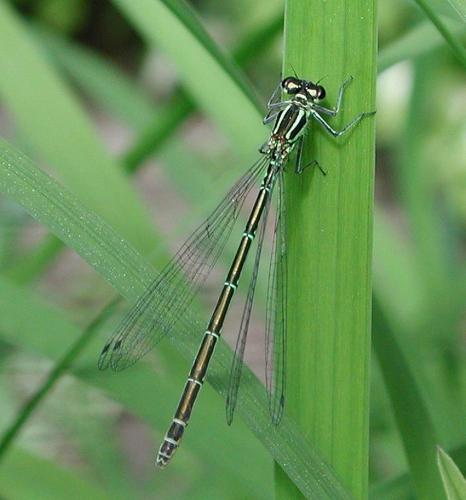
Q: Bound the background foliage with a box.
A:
[0,0,465,498]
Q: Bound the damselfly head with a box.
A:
[281,76,326,102]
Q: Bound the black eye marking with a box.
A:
[317,85,326,100]
[281,76,303,94]
[304,83,326,101]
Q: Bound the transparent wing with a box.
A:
[99,155,269,371]
[265,172,287,424]
[225,181,275,425]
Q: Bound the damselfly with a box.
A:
[98,75,374,468]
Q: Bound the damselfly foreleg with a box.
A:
[310,108,376,138]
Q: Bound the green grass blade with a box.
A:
[122,9,283,171]
[0,447,112,500]
[413,0,466,66]
[276,1,376,498]
[372,210,424,332]
[446,0,466,22]
[231,10,284,64]
[374,443,466,498]
[36,7,283,132]
[393,44,466,436]
[7,9,283,282]
[398,54,456,296]
[372,295,445,500]
[370,474,414,500]
[395,51,466,444]
[438,447,466,500]
[0,1,157,254]
[110,0,265,159]
[34,25,156,131]
[378,18,466,72]
[0,138,351,498]
[5,233,63,284]
[0,299,119,461]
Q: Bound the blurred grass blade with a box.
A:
[372,210,424,333]
[0,1,157,254]
[398,53,460,298]
[0,136,155,300]
[394,47,465,442]
[34,25,156,131]
[413,0,466,66]
[396,52,466,444]
[372,295,445,500]
[370,474,414,500]
[437,447,466,500]
[0,138,351,498]
[378,18,466,72]
[446,0,466,22]
[373,444,466,500]
[0,299,119,461]
[0,448,112,500]
[10,9,284,282]
[123,9,283,171]
[111,0,265,159]
[36,7,283,137]
[6,234,63,283]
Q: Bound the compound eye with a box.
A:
[306,84,326,101]
[317,85,326,100]
[281,76,301,94]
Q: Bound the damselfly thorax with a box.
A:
[98,74,375,468]
[261,93,311,166]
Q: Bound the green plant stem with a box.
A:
[0,298,119,462]
[276,1,376,498]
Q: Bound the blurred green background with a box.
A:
[0,0,465,498]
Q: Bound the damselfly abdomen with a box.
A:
[98,75,374,468]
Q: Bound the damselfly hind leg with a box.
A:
[295,137,327,176]
[296,159,326,176]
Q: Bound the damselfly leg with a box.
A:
[310,108,376,138]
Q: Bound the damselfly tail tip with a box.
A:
[155,452,169,469]
[156,436,178,469]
